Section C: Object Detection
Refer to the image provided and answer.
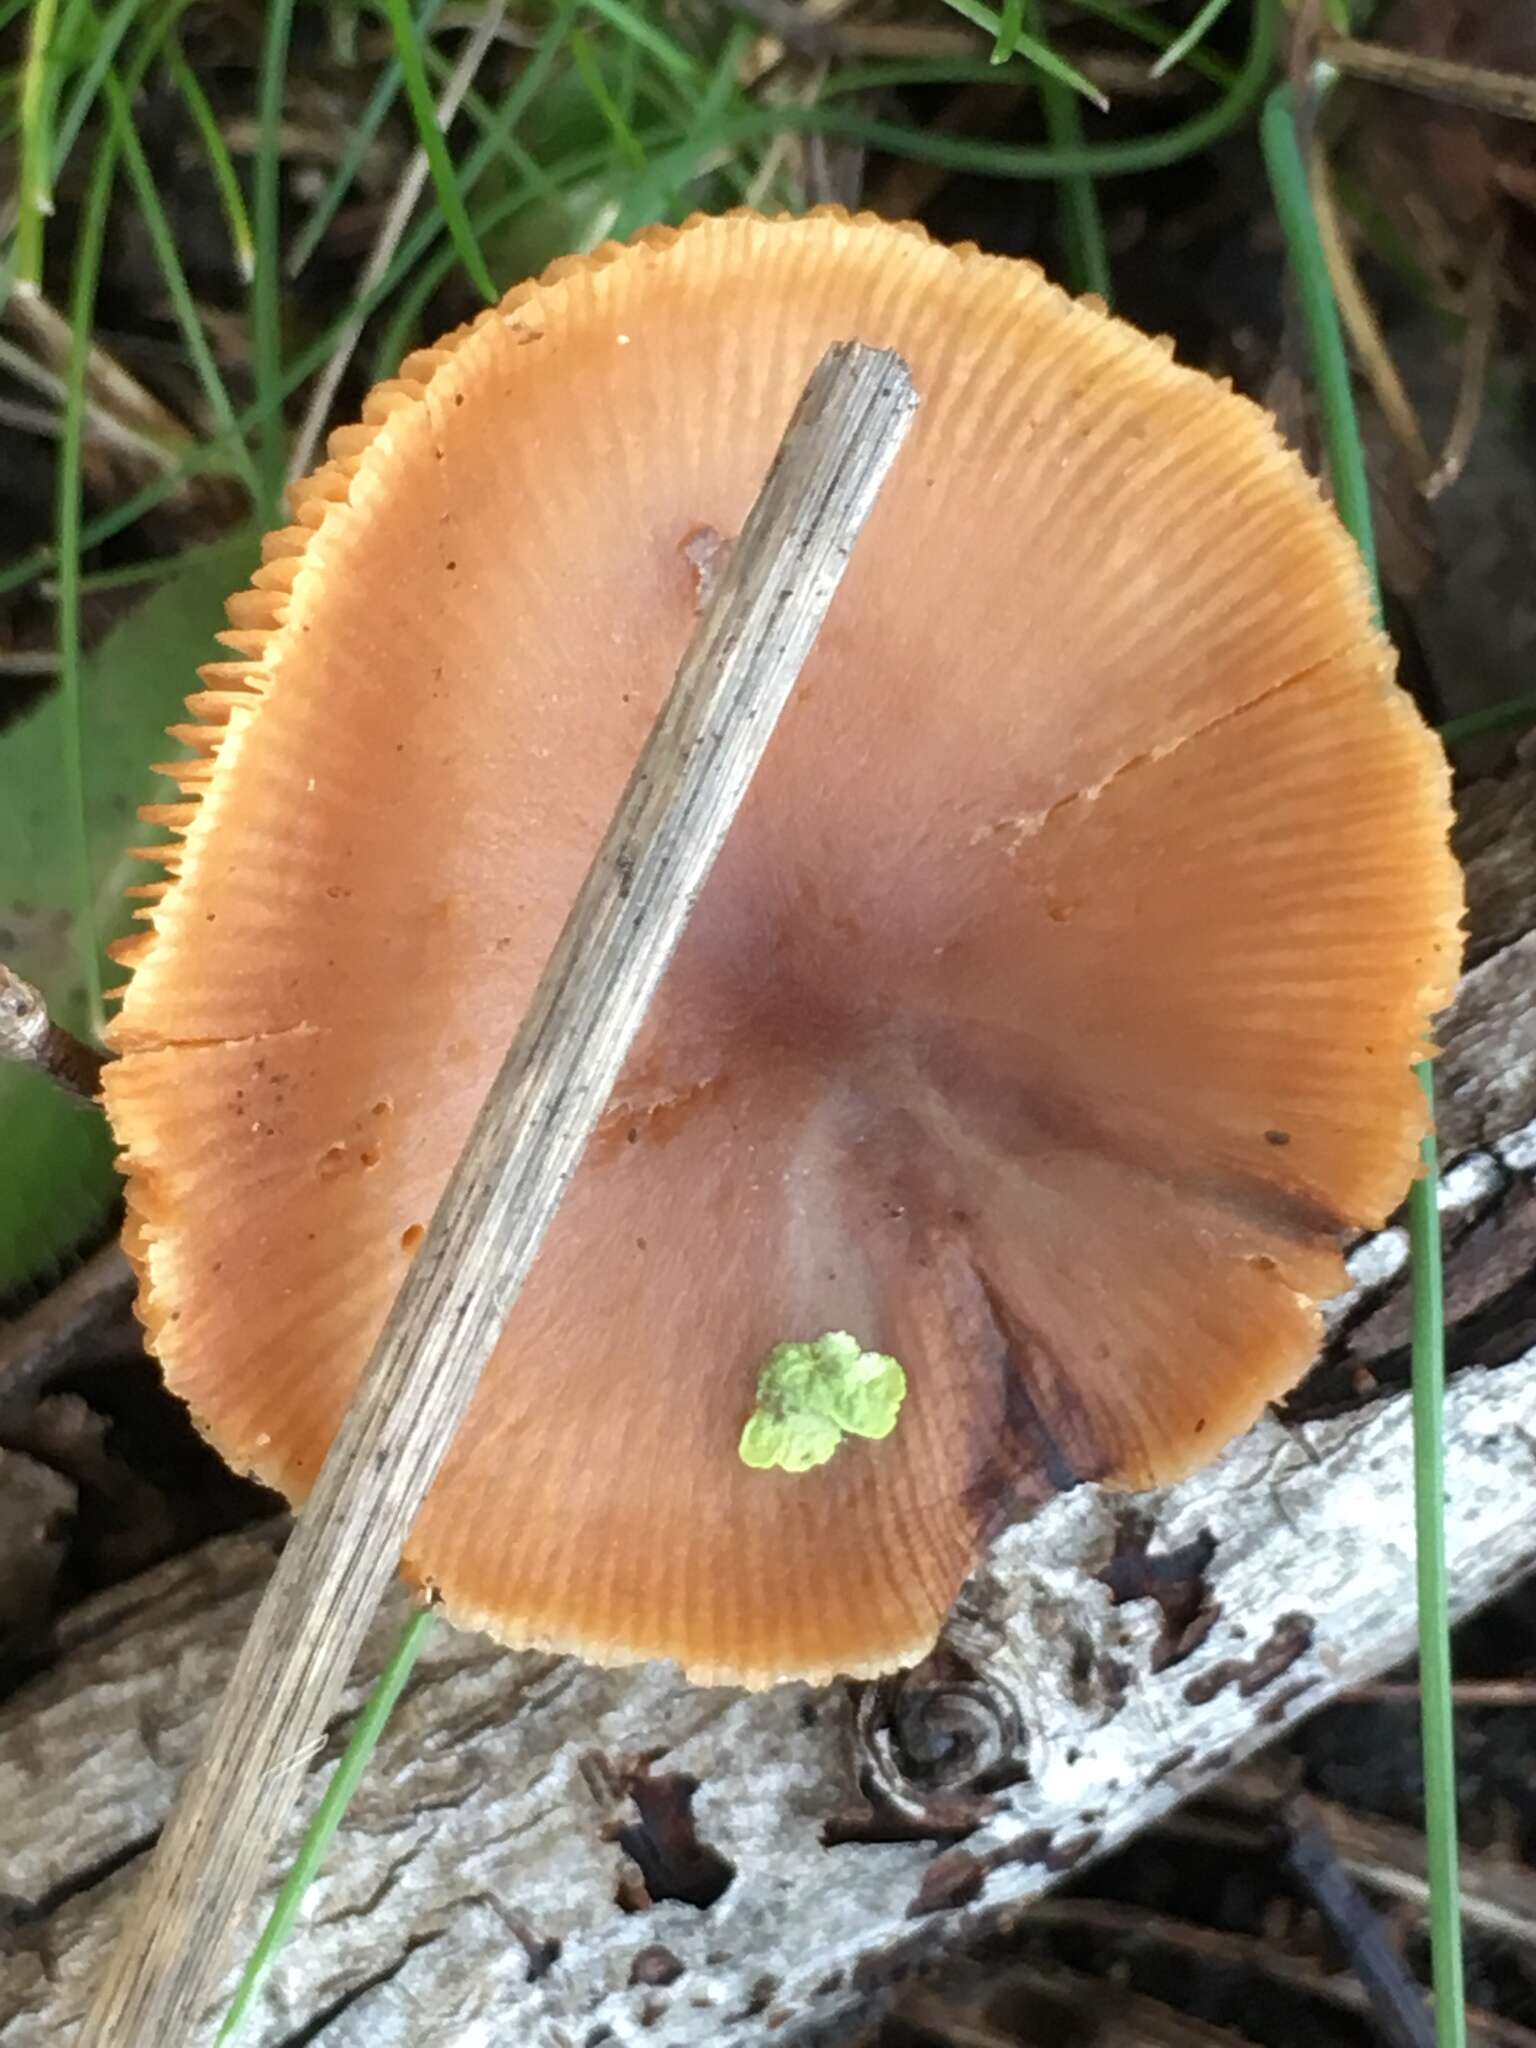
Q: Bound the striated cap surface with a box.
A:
[103,210,1462,1683]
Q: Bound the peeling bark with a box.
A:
[3,747,1536,2047]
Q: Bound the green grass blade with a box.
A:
[286,0,449,281]
[165,36,255,282]
[600,24,777,236]
[568,26,647,174]
[370,116,676,375]
[101,68,258,491]
[15,6,1246,616]
[56,536,261,597]
[1408,1067,1465,2048]
[217,1608,436,2043]
[410,48,566,211]
[50,0,163,179]
[1440,692,1536,744]
[368,0,584,371]
[992,0,1025,65]
[0,0,1261,602]
[378,0,498,303]
[1027,0,1111,298]
[1151,0,1239,80]
[253,0,297,516]
[583,0,705,88]
[16,0,65,291]
[676,0,1274,184]
[614,11,642,125]
[1071,0,1237,85]
[937,0,1108,107]
[1261,79,1466,2048]
[1259,85,1376,587]
[4,0,1231,613]
[55,118,121,1042]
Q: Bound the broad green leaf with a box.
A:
[0,531,259,1295]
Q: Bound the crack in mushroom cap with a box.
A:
[102,209,1463,1686]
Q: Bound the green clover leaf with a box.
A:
[738,1331,907,1474]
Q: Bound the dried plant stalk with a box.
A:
[79,340,919,2047]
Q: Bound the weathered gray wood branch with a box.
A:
[5,752,1536,2047]
[4,1366,1536,2047]
[76,342,919,2048]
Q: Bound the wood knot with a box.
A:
[868,1643,1023,1796]
[825,1642,1026,1846]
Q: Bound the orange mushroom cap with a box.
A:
[103,210,1462,1685]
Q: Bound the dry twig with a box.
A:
[0,965,105,1102]
[79,340,919,2047]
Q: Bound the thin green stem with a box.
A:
[1027,0,1111,299]
[253,0,296,518]
[568,26,647,173]
[16,0,64,291]
[379,0,498,303]
[286,0,449,281]
[992,0,1024,64]
[367,0,584,373]
[218,1608,436,2042]
[582,0,705,88]
[56,120,121,1042]
[165,36,255,282]
[1259,86,1376,589]
[370,123,654,375]
[1261,78,1466,2048]
[937,0,1107,107]
[101,67,258,491]
[1071,0,1236,86]
[1408,1065,1464,2048]
[47,536,256,597]
[51,0,160,180]
[665,0,1276,185]
[614,10,643,125]
[416,47,566,211]
[1440,691,1536,744]
[0,0,1274,605]
[1151,0,1239,79]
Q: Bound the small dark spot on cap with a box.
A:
[1264,1129,1291,1147]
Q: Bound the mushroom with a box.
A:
[102,209,1462,1685]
